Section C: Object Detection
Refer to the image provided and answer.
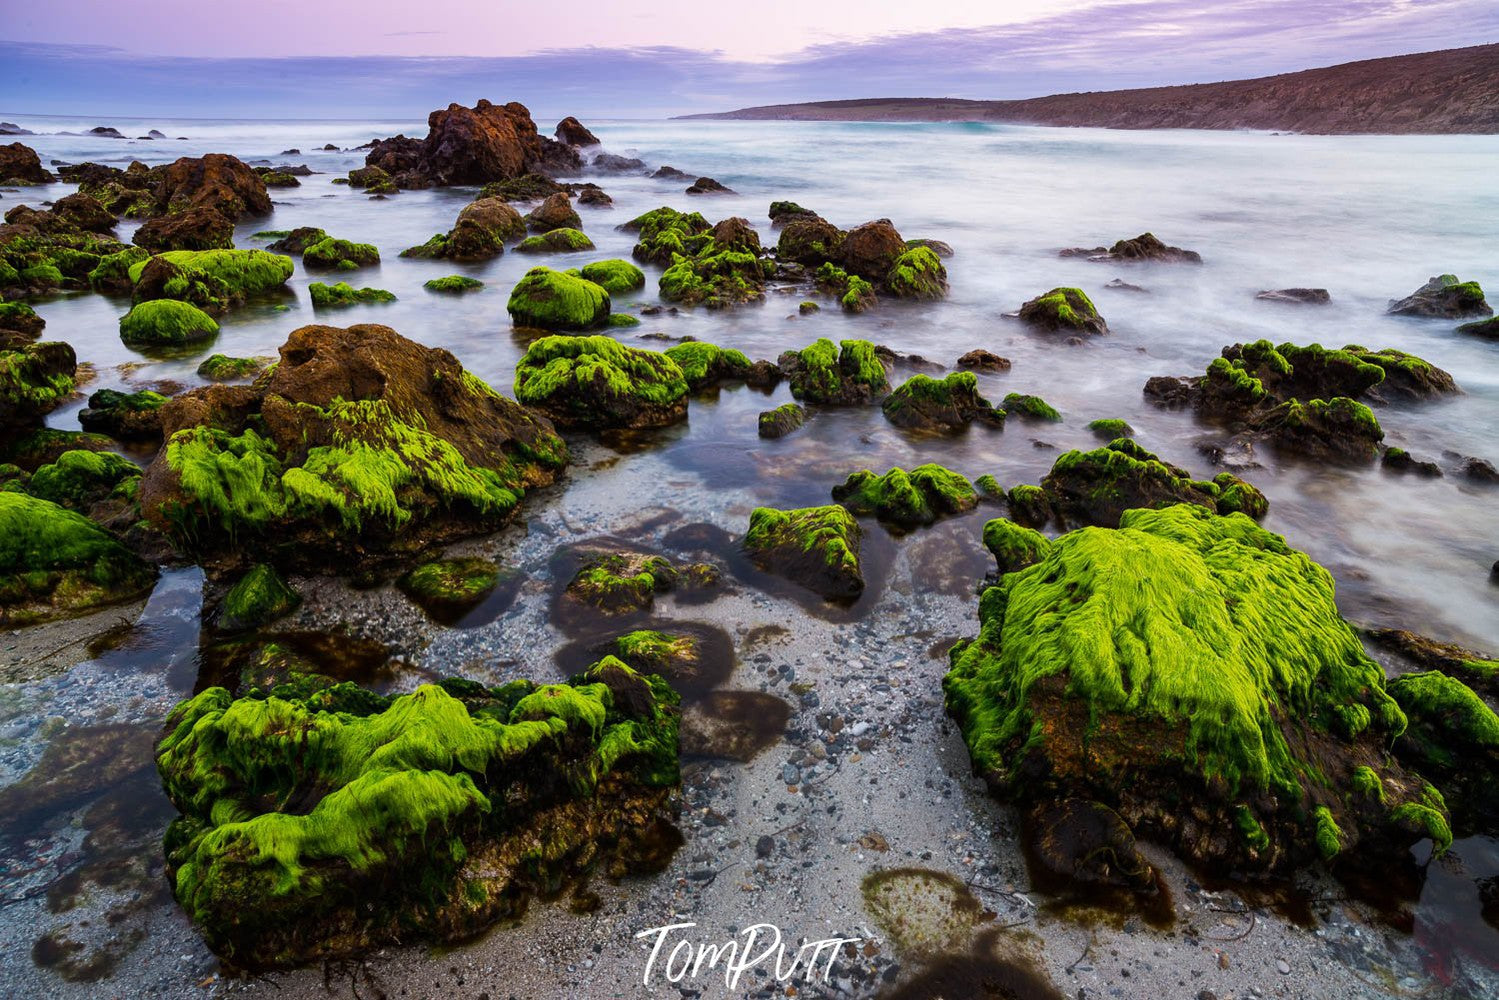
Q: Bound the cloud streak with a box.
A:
[1,0,1494,118]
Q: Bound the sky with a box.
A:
[2,0,1496,118]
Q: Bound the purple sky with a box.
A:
[2,0,1496,116]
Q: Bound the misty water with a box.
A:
[2,113,1497,994]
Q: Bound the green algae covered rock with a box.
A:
[197,354,270,381]
[777,338,889,405]
[156,660,682,968]
[562,551,715,617]
[885,246,948,300]
[744,505,863,601]
[424,275,485,293]
[1087,418,1133,440]
[120,299,219,345]
[514,335,688,429]
[578,259,645,294]
[1387,274,1490,319]
[981,517,1052,576]
[302,237,380,270]
[308,281,396,309]
[832,464,979,529]
[758,401,806,439]
[401,199,525,262]
[626,207,712,266]
[77,387,168,441]
[660,247,768,308]
[18,448,140,514]
[397,556,500,623]
[1365,629,1499,702]
[814,263,877,314]
[515,228,594,254]
[944,503,1453,876]
[882,372,1004,432]
[0,300,44,338]
[0,491,157,625]
[506,267,610,331]
[1258,396,1383,461]
[663,341,752,390]
[1017,287,1107,336]
[129,249,294,304]
[1006,484,1051,527]
[139,322,568,575]
[1001,392,1061,422]
[87,246,151,294]
[0,341,76,434]
[1040,437,1268,528]
[216,563,300,631]
[1388,671,1499,830]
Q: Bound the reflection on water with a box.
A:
[1,112,1497,990]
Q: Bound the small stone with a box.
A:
[1276,959,1291,975]
[755,835,775,858]
[781,763,801,785]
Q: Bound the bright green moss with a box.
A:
[88,246,151,293]
[744,504,862,599]
[881,371,1004,430]
[513,335,687,428]
[1001,393,1061,422]
[567,553,678,614]
[1351,765,1386,804]
[663,341,752,389]
[515,228,594,254]
[302,238,380,270]
[308,281,397,308]
[1041,439,1267,527]
[20,264,64,288]
[0,491,156,625]
[506,267,610,331]
[1235,805,1270,852]
[218,564,301,631]
[1022,287,1099,329]
[1388,670,1499,774]
[628,207,712,265]
[884,246,947,300]
[1006,484,1050,524]
[119,299,220,344]
[659,247,766,307]
[782,338,889,404]
[1313,806,1343,860]
[608,313,641,327]
[612,630,697,673]
[22,449,140,511]
[424,275,485,293]
[398,557,500,621]
[1087,418,1133,439]
[981,518,1052,575]
[0,343,75,423]
[832,464,978,527]
[196,354,268,381]
[578,259,645,294]
[975,474,1003,497]
[128,249,294,297]
[0,300,42,332]
[758,401,806,438]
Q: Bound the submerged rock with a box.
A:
[424,275,485,294]
[777,338,889,405]
[265,226,329,255]
[1457,315,1499,339]
[214,563,300,631]
[156,662,681,968]
[515,228,594,254]
[956,349,1011,372]
[128,248,294,315]
[0,491,157,625]
[1387,671,1499,831]
[77,387,168,441]
[513,335,687,429]
[1016,287,1108,336]
[663,341,753,390]
[1001,392,1061,422]
[1256,287,1330,305]
[562,551,717,617]
[757,402,806,439]
[743,505,863,601]
[685,176,733,195]
[303,236,379,270]
[397,556,501,623]
[944,504,1454,879]
[885,246,948,299]
[832,464,979,529]
[308,282,396,308]
[1060,232,1202,263]
[119,299,220,344]
[1387,274,1490,319]
[197,354,270,381]
[139,322,567,575]
[882,372,1004,432]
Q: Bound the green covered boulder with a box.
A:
[743,505,863,601]
[578,259,645,294]
[777,338,888,405]
[398,556,501,624]
[884,246,948,299]
[882,372,1004,432]
[832,465,979,528]
[308,282,396,309]
[1,341,75,434]
[1016,287,1107,336]
[216,563,301,631]
[515,228,594,254]
[513,335,688,429]
[302,237,380,270]
[119,299,219,345]
[506,267,610,331]
[663,341,753,390]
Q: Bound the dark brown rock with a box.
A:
[686,176,733,195]
[0,142,53,184]
[838,219,906,281]
[365,100,582,187]
[151,154,272,219]
[525,192,581,232]
[1256,287,1330,304]
[957,350,1011,372]
[132,206,234,252]
[554,117,600,147]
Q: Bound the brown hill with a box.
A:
[680,45,1499,134]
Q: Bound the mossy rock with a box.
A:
[0,299,44,338]
[1087,418,1133,440]
[128,249,294,310]
[626,207,712,266]
[77,387,168,441]
[758,402,806,439]
[265,227,329,255]
[982,518,1052,576]
[944,503,1452,876]
[19,448,141,514]
[197,354,270,381]
[577,259,645,294]
[1040,438,1268,528]
[0,491,157,625]
[139,323,569,575]
[506,267,610,331]
[1017,287,1107,335]
[87,246,151,295]
[155,660,681,968]
[1001,393,1061,422]
[1387,274,1490,319]
[1364,629,1499,702]
[308,282,396,309]
[777,338,888,405]
[398,557,501,624]
[1388,671,1499,831]
[832,465,979,529]
[1,341,76,434]
[663,341,752,390]
[882,372,1004,432]
[302,237,380,270]
[608,313,641,328]
[216,563,301,631]
[660,246,767,308]
[515,229,594,254]
[1256,396,1383,461]
[424,275,485,293]
[513,335,687,430]
[814,263,877,314]
[119,299,219,344]
[0,427,112,472]
[885,246,948,299]
[744,505,863,601]
[1006,484,1052,528]
[563,552,699,617]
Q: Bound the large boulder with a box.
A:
[513,335,687,429]
[837,219,906,281]
[1387,274,1490,319]
[128,249,294,315]
[1060,232,1201,263]
[882,372,1004,432]
[132,206,234,252]
[525,192,581,232]
[151,154,272,220]
[0,142,54,184]
[0,341,76,434]
[777,338,889,405]
[554,116,600,147]
[364,100,582,187]
[832,464,979,529]
[743,505,863,601]
[506,267,610,330]
[156,661,680,968]
[139,323,567,575]
[1016,287,1108,336]
[626,207,712,266]
[776,216,845,267]
[402,198,525,262]
[945,504,1455,880]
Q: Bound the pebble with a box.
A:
[1277,959,1291,975]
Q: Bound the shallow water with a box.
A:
[2,112,1498,994]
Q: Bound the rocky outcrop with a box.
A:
[1387,274,1490,319]
[838,219,907,281]
[1015,287,1108,335]
[555,117,601,146]
[402,198,525,262]
[0,142,54,184]
[778,338,889,405]
[881,372,1004,432]
[364,100,582,188]
[832,464,979,528]
[744,505,863,600]
[1060,232,1201,263]
[513,335,687,429]
[151,154,273,220]
[132,206,234,252]
[139,323,567,575]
